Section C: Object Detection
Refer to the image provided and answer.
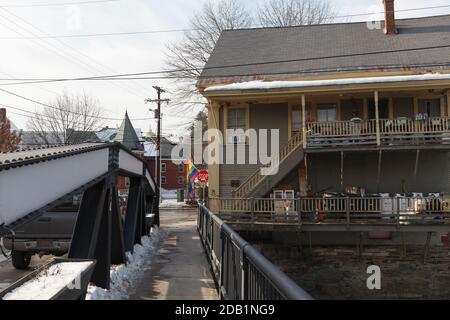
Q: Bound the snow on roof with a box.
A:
[204,73,450,92]
[96,127,142,143]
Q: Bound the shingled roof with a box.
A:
[115,112,143,151]
[199,15,450,84]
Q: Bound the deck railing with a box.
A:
[306,117,450,147]
[217,196,450,225]
[306,119,377,137]
[232,132,303,199]
[380,117,450,135]
[197,204,313,300]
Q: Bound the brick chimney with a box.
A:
[0,108,6,125]
[383,0,397,35]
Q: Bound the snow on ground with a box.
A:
[85,227,163,300]
[159,200,186,209]
[3,261,94,300]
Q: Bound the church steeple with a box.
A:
[114,112,143,151]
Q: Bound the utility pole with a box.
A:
[145,86,170,204]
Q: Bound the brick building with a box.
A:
[144,136,186,191]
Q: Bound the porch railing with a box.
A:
[380,117,450,135]
[306,117,450,147]
[232,132,303,199]
[197,204,313,300]
[306,119,377,137]
[217,196,450,225]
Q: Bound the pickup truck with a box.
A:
[3,198,79,270]
[2,194,155,269]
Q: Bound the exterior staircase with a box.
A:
[232,132,304,198]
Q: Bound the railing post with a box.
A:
[346,197,350,229]
[240,250,248,300]
[251,198,255,222]
[219,231,226,300]
[302,95,307,148]
[297,198,302,226]
[374,91,381,146]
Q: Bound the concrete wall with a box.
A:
[307,149,450,194]
[219,103,289,197]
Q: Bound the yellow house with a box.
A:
[197,1,450,222]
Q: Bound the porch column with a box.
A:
[447,91,450,117]
[302,95,307,148]
[207,100,221,211]
[440,96,446,118]
[374,91,381,146]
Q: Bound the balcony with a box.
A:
[305,117,450,148]
[214,196,450,232]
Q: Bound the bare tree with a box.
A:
[26,92,104,146]
[165,0,252,101]
[258,0,336,27]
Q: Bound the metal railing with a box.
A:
[197,204,312,300]
[232,132,303,199]
[217,196,450,226]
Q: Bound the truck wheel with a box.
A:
[11,251,32,270]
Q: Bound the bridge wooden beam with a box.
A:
[68,178,112,289]
[111,184,126,265]
[90,187,112,289]
[124,177,143,252]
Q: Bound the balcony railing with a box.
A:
[305,117,450,148]
[216,196,450,226]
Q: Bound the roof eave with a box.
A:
[201,78,450,100]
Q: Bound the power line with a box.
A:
[0,5,449,39]
[0,0,121,8]
[1,44,450,87]
[0,28,195,39]
[0,88,152,121]
[0,88,202,122]
[0,7,149,98]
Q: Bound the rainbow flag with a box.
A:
[186,161,199,196]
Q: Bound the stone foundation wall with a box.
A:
[253,243,450,300]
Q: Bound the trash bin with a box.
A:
[177,189,185,203]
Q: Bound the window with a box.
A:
[161,163,167,173]
[419,99,440,118]
[317,104,337,122]
[161,176,166,185]
[291,106,302,131]
[178,176,185,184]
[177,164,185,174]
[226,107,247,144]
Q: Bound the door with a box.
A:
[419,99,440,118]
[368,99,389,119]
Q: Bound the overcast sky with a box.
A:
[1,0,449,137]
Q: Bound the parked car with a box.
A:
[3,197,79,270]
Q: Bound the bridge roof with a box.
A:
[0,143,107,171]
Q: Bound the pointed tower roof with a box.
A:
[115,111,143,151]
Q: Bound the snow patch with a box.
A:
[205,73,450,92]
[159,200,186,209]
[2,261,94,300]
[161,188,177,200]
[85,227,162,300]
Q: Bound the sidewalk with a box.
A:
[131,209,218,300]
